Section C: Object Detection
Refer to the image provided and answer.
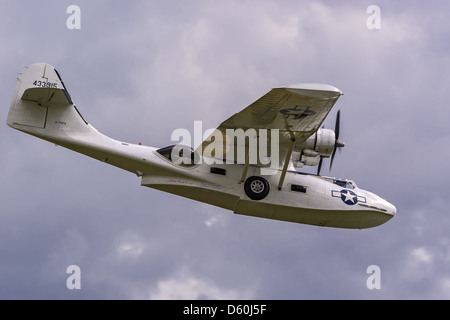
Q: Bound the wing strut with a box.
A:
[239,148,250,183]
[277,136,296,190]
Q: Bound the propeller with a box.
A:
[316,110,345,176]
[329,110,345,171]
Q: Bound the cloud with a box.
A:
[147,271,253,300]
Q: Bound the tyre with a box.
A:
[244,176,270,200]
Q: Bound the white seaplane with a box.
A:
[6,63,396,229]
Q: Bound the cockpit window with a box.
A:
[156,145,199,167]
[333,179,354,189]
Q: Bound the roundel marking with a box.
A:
[340,189,358,205]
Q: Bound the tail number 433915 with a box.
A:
[33,80,57,88]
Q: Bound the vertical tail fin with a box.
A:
[6,63,154,176]
[7,63,89,139]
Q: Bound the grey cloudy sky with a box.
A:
[1,0,449,299]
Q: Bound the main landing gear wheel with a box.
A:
[244,176,270,200]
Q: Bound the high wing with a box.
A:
[220,83,341,138]
[197,84,342,171]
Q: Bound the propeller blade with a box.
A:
[330,110,343,171]
[330,148,337,171]
[317,156,323,175]
[334,109,340,141]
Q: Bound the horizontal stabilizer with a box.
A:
[16,63,73,107]
[22,86,73,106]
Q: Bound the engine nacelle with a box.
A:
[292,128,336,168]
[303,128,335,157]
[291,151,320,168]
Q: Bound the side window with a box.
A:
[156,145,199,167]
[346,181,355,189]
[333,179,354,189]
[156,145,175,161]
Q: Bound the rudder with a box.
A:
[7,63,75,129]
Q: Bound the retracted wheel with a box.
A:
[244,176,270,200]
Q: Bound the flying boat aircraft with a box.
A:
[6,63,396,229]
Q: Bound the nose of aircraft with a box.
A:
[381,198,396,217]
[359,193,396,228]
[374,197,396,227]
[388,202,397,216]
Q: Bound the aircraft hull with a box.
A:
[142,162,395,229]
